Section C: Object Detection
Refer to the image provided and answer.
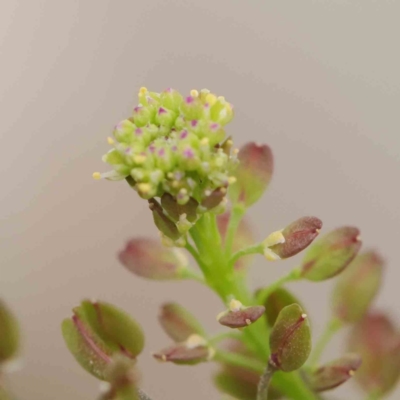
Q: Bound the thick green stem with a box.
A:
[308,318,343,368]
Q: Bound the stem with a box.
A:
[229,242,263,267]
[365,391,381,400]
[214,350,265,375]
[224,204,246,257]
[256,269,302,304]
[184,242,206,271]
[209,331,241,345]
[308,318,343,368]
[257,361,276,400]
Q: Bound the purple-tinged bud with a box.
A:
[61,300,144,380]
[300,227,362,282]
[113,119,135,143]
[158,303,206,342]
[161,193,198,223]
[118,238,188,281]
[132,105,153,127]
[332,251,384,323]
[0,300,20,364]
[180,95,204,121]
[269,304,311,372]
[348,313,400,396]
[229,142,273,208]
[201,187,227,211]
[155,107,177,128]
[263,288,305,328]
[268,217,323,259]
[159,88,183,112]
[148,199,181,241]
[217,299,265,329]
[153,334,214,365]
[217,212,254,270]
[308,353,362,392]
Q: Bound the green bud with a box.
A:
[332,251,384,323]
[148,199,181,241]
[263,288,305,328]
[0,300,20,364]
[348,313,400,396]
[300,227,362,281]
[217,299,265,329]
[229,142,273,208]
[158,303,206,342]
[118,238,188,280]
[267,217,322,260]
[269,304,311,372]
[308,353,362,392]
[61,300,144,380]
[153,334,213,365]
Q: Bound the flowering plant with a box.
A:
[1,87,399,400]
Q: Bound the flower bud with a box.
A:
[217,212,254,270]
[0,300,20,364]
[153,334,214,365]
[161,193,198,223]
[217,299,265,329]
[148,198,181,241]
[332,251,384,323]
[200,187,227,211]
[268,217,322,259]
[229,142,273,208]
[158,303,206,342]
[263,288,304,327]
[308,353,362,392]
[300,227,361,281]
[118,238,188,281]
[61,300,144,380]
[348,313,400,396]
[269,304,311,372]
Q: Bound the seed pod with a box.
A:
[148,198,181,241]
[348,313,400,396]
[332,251,384,323]
[217,300,265,329]
[301,227,361,281]
[229,142,273,208]
[269,304,311,372]
[158,303,206,342]
[268,217,322,259]
[118,238,188,281]
[61,300,144,380]
[153,334,213,365]
[0,300,20,364]
[308,353,362,392]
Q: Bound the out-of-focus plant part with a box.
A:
[0,300,20,365]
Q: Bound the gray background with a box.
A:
[1,0,399,399]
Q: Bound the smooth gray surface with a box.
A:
[1,1,399,399]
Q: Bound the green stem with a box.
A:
[365,391,381,400]
[209,331,241,345]
[214,350,265,375]
[224,204,246,257]
[229,242,263,267]
[256,269,302,304]
[308,318,343,368]
[257,362,276,400]
[184,242,208,274]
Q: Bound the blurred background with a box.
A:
[1,0,399,399]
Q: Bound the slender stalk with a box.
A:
[308,318,343,368]
[257,361,276,400]
[214,350,265,375]
[256,269,301,304]
[224,204,245,257]
[184,242,205,271]
[229,242,263,267]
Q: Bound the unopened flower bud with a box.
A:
[308,353,362,392]
[158,303,206,342]
[268,217,322,259]
[332,251,384,323]
[263,288,304,327]
[148,198,181,241]
[0,300,20,364]
[300,227,362,281]
[229,142,273,208]
[161,193,198,223]
[118,238,188,281]
[217,299,265,329]
[61,300,144,380]
[201,187,227,211]
[348,313,400,396]
[269,304,311,372]
[153,334,214,365]
[262,230,286,261]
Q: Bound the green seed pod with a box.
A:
[269,304,311,372]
